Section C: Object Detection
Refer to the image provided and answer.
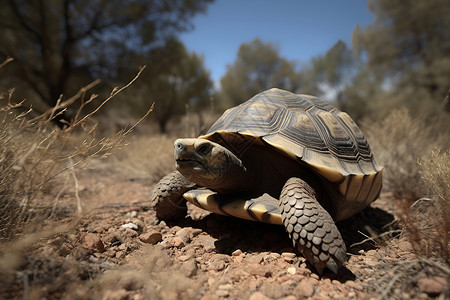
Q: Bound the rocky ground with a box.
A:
[2,161,449,300]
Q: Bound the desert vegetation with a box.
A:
[0,0,449,299]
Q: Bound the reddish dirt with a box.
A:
[2,161,449,300]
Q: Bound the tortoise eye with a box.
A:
[196,144,211,155]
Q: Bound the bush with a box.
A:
[363,108,449,260]
[363,107,448,200]
[417,147,450,259]
[0,65,150,241]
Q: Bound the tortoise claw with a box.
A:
[325,258,338,274]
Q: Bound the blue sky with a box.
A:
[180,0,374,87]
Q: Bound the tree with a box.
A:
[0,0,214,122]
[120,37,212,133]
[219,38,301,108]
[352,0,450,115]
[301,40,358,100]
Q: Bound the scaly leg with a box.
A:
[152,171,195,220]
[279,177,347,274]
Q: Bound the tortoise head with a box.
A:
[174,138,248,193]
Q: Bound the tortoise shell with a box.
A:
[186,88,382,221]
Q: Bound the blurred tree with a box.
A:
[133,37,212,133]
[0,0,214,123]
[218,38,301,108]
[310,40,355,94]
[298,40,376,121]
[353,0,450,115]
[301,41,358,101]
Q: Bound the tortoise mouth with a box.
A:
[176,157,205,171]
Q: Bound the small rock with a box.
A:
[232,249,243,256]
[178,254,192,262]
[196,235,217,252]
[295,279,314,298]
[103,231,120,244]
[129,210,138,218]
[122,228,138,238]
[281,252,296,262]
[176,228,191,243]
[210,254,230,271]
[417,276,447,296]
[122,222,139,230]
[139,231,162,244]
[103,289,128,300]
[180,259,198,277]
[346,280,362,291]
[93,226,105,234]
[218,284,233,290]
[287,267,296,275]
[245,263,272,277]
[211,259,226,271]
[249,291,272,300]
[58,242,73,256]
[103,249,116,258]
[310,273,320,280]
[116,251,126,259]
[260,282,289,299]
[83,233,105,253]
[246,253,264,264]
[171,237,185,248]
[263,254,278,262]
[118,243,129,251]
[215,289,229,297]
[191,228,203,236]
[72,246,91,259]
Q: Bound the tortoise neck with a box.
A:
[210,150,253,194]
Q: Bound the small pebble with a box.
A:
[281,252,296,262]
[139,231,162,244]
[171,237,185,248]
[218,284,233,290]
[121,223,139,230]
[287,267,296,275]
[83,233,105,253]
[215,290,229,297]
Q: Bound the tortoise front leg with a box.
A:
[151,171,196,221]
[279,177,347,274]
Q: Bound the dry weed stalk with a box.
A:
[0,65,152,241]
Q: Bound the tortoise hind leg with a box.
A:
[279,177,347,274]
[152,171,196,221]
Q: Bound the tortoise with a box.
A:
[152,88,382,274]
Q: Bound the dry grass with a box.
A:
[0,61,152,298]
[363,107,448,200]
[363,107,450,262]
[416,147,450,259]
[0,67,150,241]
